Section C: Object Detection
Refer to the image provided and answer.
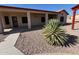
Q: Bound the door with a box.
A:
[12,16,18,27]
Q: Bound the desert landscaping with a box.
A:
[0,15,79,55]
[0,16,79,55]
[14,19,79,55]
[1,4,79,55]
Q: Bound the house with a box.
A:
[0,5,68,33]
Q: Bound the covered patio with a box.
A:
[0,6,58,33]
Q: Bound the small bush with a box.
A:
[43,19,68,46]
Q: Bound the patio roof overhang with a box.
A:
[72,5,79,10]
[71,4,79,30]
[0,5,69,16]
[0,5,58,14]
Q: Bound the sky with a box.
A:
[0,4,77,15]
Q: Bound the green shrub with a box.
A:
[43,19,68,46]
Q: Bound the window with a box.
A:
[41,17,45,23]
[60,16,64,22]
[4,16,10,25]
[22,17,28,23]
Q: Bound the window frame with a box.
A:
[4,16,10,25]
[60,16,64,22]
[21,16,28,24]
[41,17,45,23]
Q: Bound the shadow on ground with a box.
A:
[3,25,43,35]
[61,23,72,26]
[62,34,78,47]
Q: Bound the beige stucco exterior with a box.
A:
[58,11,67,25]
[0,6,68,33]
[1,12,28,28]
[31,13,45,26]
[0,14,4,33]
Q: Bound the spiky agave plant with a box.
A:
[43,19,68,46]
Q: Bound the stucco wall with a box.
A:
[0,20,2,33]
[1,12,28,29]
[1,11,67,29]
[58,11,67,25]
[0,16,3,33]
[31,13,45,27]
[0,21,2,33]
[18,14,28,27]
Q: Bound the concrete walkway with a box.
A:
[0,33,23,55]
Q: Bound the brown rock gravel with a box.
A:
[15,28,79,55]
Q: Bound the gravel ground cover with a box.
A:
[15,24,79,55]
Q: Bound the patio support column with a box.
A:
[0,14,4,33]
[9,16,13,27]
[57,14,60,22]
[72,10,76,30]
[27,12,31,29]
[45,13,48,24]
[17,16,21,27]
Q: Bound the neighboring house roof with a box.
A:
[0,5,69,15]
[57,9,69,15]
